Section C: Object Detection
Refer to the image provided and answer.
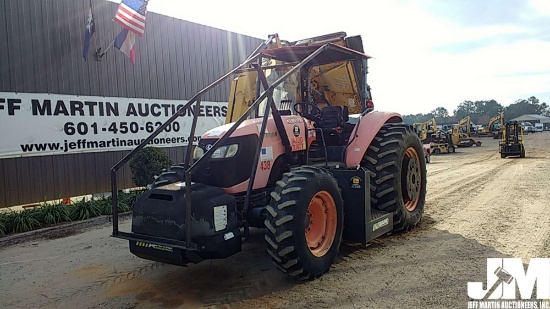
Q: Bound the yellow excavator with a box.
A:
[455,116,481,147]
[413,118,436,143]
[412,118,436,162]
[476,112,504,139]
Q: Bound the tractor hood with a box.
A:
[202,115,308,140]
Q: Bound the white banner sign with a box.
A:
[0,92,227,158]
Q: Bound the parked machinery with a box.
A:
[414,119,455,156]
[499,121,525,158]
[413,118,435,162]
[456,116,482,147]
[475,112,504,139]
[431,131,456,154]
[109,32,427,280]
[413,118,436,143]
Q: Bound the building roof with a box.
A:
[510,114,550,123]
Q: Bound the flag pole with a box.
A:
[95,38,116,60]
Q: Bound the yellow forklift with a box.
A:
[499,121,525,158]
[430,132,455,154]
[413,118,454,155]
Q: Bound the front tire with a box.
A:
[264,166,344,280]
[361,124,427,232]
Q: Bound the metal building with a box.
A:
[0,0,263,207]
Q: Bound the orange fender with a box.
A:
[345,111,403,167]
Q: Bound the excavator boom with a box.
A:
[413,118,436,142]
[455,116,481,147]
[476,112,504,138]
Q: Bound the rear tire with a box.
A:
[265,166,344,280]
[361,124,426,232]
[520,148,525,158]
[476,141,482,147]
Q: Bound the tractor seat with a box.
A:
[317,106,349,130]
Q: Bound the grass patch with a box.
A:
[0,215,7,236]
[99,190,142,215]
[100,196,114,216]
[118,191,141,212]
[11,209,42,233]
[70,198,102,221]
[37,202,72,225]
[0,190,142,237]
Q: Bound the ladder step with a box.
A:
[371,210,390,220]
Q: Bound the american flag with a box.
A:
[114,0,148,37]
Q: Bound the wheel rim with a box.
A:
[305,190,337,257]
[403,147,422,211]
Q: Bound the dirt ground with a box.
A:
[1,132,549,309]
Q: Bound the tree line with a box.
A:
[403,96,550,125]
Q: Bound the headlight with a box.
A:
[211,144,239,159]
[193,146,204,159]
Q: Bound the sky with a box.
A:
[140,0,550,115]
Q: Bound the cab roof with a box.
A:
[260,43,372,66]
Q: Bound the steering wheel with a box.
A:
[293,102,322,122]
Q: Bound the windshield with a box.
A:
[257,64,299,117]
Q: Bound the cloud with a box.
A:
[361,0,550,114]
[420,0,529,27]
[130,0,550,115]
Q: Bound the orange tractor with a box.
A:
[110,32,427,280]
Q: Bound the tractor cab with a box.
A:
[225,33,375,164]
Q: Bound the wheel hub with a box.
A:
[305,191,337,257]
[406,157,421,203]
[402,147,422,211]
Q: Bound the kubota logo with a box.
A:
[467,258,550,306]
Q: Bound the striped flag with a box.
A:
[114,0,148,37]
[114,28,137,64]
